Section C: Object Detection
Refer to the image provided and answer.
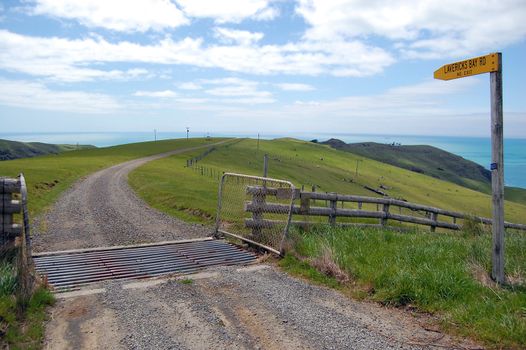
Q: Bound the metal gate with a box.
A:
[215,173,295,255]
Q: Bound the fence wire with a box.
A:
[215,173,295,255]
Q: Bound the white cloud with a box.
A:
[175,0,278,23]
[277,83,315,91]
[0,79,121,113]
[0,30,394,81]
[30,0,188,32]
[287,79,480,119]
[214,27,264,46]
[296,0,526,59]
[133,90,178,98]
[178,82,202,90]
[200,77,275,103]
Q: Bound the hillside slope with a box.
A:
[0,138,95,160]
[323,139,490,189]
[322,138,526,205]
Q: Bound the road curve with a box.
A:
[33,142,227,253]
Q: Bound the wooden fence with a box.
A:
[244,186,526,233]
[1,174,33,302]
[1,177,23,245]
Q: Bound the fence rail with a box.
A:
[244,186,526,232]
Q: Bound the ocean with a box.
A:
[1,131,524,189]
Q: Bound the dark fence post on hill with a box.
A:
[381,203,390,226]
[329,194,337,226]
[263,154,269,178]
[430,212,438,232]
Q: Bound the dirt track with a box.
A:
[35,145,479,349]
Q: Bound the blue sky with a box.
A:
[1,0,525,137]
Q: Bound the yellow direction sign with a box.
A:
[434,53,500,80]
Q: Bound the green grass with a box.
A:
[129,138,526,225]
[0,138,224,217]
[506,187,526,206]
[0,286,55,349]
[282,225,526,348]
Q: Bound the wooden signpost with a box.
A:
[434,52,505,284]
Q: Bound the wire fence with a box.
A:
[215,173,295,255]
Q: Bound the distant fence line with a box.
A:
[188,164,224,181]
[244,186,526,233]
[186,147,217,168]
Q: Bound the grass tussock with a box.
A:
[281,225,526,349]
[309,246,350,284]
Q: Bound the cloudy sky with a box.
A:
[1,0,525,137]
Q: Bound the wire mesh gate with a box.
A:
[215,173,295,255]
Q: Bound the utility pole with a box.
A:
[186,127,189,140]
[154,129,157,141]
[257,133,260,153]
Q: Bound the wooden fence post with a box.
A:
[381,204,390,226]
[329,198,337,226]
[430,212,438,232]
[300,192,310,214]
[251,188,265,240]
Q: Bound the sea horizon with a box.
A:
[1,131,525,189]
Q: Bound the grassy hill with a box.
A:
[322,139,526,205]
[0,138,95,161]
[129,138,526,225]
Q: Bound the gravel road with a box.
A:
[32,143,223,252]
[35,144,478,350]
[45,265,478,350]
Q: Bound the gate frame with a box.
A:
[214,172,295,256]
